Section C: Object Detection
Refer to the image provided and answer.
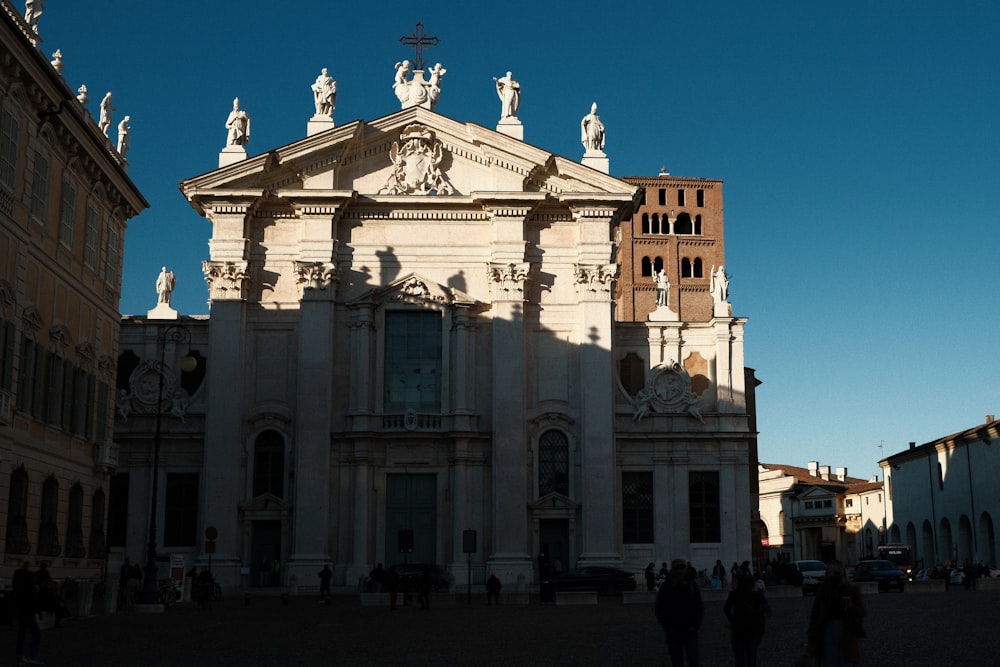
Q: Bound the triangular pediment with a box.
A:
[797,486,839,500]
[180,107,637,215]
[529,492,581,513]
[239,492,291,513]
[350,272,479,309]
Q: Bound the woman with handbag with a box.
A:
[807,561,865,667]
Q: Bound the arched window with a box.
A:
[5,466,30,554]
[693,258,704,278]
[675,212,693,235]
[538,430,569,496]
[653,257,664,274]
[641,213,650,234]
[681,258,692,278]
[640,257,652,277]
[253,430,285,498]
[651,214,660,235]
[38,475,61,556]
[65,482,86,558]
[693,215,702,235]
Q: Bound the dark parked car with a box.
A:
[552,566,637,594]
[850,559,906,591]
[388,563,454,592]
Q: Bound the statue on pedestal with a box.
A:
[711,265,730,303]
[225,98,250,147]
[655,269,669,307]
[24,0,43,32]
[392,60,446,111]
[99,92,115,137]
[311,68,337,116]
[156,266,176,306]
[581,102,605,152]
[494,71,520,119]
[116,116,131,158]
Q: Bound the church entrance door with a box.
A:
[251,520,281,587]
[386,474,437,565]
[540,519,569,574]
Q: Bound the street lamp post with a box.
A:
[138,324,194,607]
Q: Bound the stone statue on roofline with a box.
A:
[225,98,250,147]
[581,102,605,153]
[116,116,131,158]
[156,266,176,306]
[24,0,44,32]
[99,92,115,137]
[392,60,446,111]
[311,68,337,117]
[494,71,520,119]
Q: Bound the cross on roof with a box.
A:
[399,22,439,71]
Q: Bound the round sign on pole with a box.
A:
[205,526,218,540]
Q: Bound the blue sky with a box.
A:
[36,1,999,480]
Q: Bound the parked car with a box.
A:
[850,560,906,591]
[551,566,637,594]
[792,560,828,594]
[388,563,454,592]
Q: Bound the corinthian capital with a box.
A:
[574,263,618,299]
[487,262,530,299]
[294,261,339,292]
[202,260,250,301]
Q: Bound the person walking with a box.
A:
[723,574,771,667]
[318,564,333,603]
[417,565,431,610]
[807,560,865,667]
[13,561,43,665]
[486,574,502,605]
[655,558,703,667]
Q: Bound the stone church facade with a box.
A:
[113,91,756,591]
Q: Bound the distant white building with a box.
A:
[758,462,883,566]
[880,417,1000,569]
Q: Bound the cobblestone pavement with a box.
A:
[2,587,998,666]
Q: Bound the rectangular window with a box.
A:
[384,311,442,411]
[658,188,666,206]
[84,204,100,269]
[107,473,129,548]
[70,366,89,436]
[689,471,720,543]
[164,473,199,547]
[59,177,76,248]
[677,189,686,207]
[0,317,14,390]
[0,108,18,190]
[104,225,121,286]
[805,501,814,509]
[696,189,705,207]
[622,471,654,543]
[29,150,49,222]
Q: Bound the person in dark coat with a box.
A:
[645,562,657,591]
[723,574,772,667]
[318,564,333,602]
[486,574,502,605]
[13,561,42,665]
[417,565,431,610]
[808,561,865,667]
[655,558,703,667]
